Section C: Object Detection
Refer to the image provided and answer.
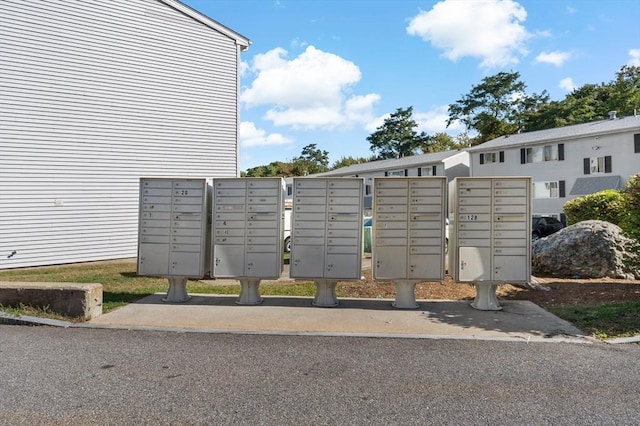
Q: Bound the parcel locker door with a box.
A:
[213,245,246,277]
[374,246,408,279]
[458,247,491,281]
[138,244,170,276]
[291,246,325,278]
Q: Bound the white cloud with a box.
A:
[241,46,380,130]
[559,77,576,92]
[366,113,389,134]
[414,105,463,134]
[535,51,571,67]
[629,49,640,66]
[406,0,531,68]
[239,121,294,147]
[368,106,465,136]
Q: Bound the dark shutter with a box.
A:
[559,180,566,198]
[558,143,564,161]
[479,153,485,164]
[432,165,437,176]
[404,169,408,176]
[384,171,388,176]
[499,151,504,162]
[417,168,422,176]
[583,158,590,175]
[520,148,526,164]
[604,156,612,173]
[635,134,640,153]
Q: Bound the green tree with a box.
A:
[447,71,549,144]
[330,155,376,170]
[523,66,640,131]
[420,132,465,153]
[367,106,429,159]
[291,143,329,175]
[242,161,294,177]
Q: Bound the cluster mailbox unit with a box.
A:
[211,177,285,304]
[372,177,447,308]
[290,177,364,307]
[137,178,209,302]
[449,177,532,310]
[137,175,532,312]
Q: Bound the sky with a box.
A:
[180,0,640,172]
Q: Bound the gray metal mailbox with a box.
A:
[290,177,364,306]
[137,177,209,302]
[449,176,532,310]
[372,177,447,308]
[211,177,285,304]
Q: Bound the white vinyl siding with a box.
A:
[0,0,244,268]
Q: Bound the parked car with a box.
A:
[283,207,292,252]
[532,216,564,241]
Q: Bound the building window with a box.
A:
[365,184,372,195]
[479,151,504,164]
[527,145,556,162]
[533,180,566,198]
[634,133,640,153]
[287,184,292,196]
[521,143,564,164]
[583,156,612,174]
[387,170,404,177]
[420,165,437,176]
[591,157,605,173]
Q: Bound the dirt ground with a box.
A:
[337,269,640,308]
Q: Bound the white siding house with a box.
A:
[0,0,250,269]
[287,151,469,215]
[466,114,640,221]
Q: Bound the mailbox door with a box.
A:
[213,245,245,277]
[494,255,528,281]
[374,247,407,279]
[138,244,170,276]
[291,245,325,277]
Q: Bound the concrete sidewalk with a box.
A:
[87,293,592,343]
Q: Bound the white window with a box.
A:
[387,170,404,177]
[420,166,435,176]
[590,157,605,174]
[526,145,558,163]
[484,152,498,163]
[533,181,559,198]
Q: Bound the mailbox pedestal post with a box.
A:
[313,280,339,307]
[393,280,420,309]
[163,277,190,303]
[471,282,502,311]
[237,279,263,305]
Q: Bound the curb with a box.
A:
[0,311,73,327]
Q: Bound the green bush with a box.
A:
[621,173,640,241]
[563,189,628,226]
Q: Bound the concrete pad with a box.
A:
[88,293,591,343]
[0,281,102,320]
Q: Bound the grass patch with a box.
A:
[2,261,639,340]
[0,261,317,314]
[0,303,77,322]
[549,301,640,339]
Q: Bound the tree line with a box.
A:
[242,65,639,177]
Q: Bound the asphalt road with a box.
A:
[1,325,639,425]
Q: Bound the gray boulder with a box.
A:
[532,220,639,280]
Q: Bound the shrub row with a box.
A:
[563,173,640,240]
